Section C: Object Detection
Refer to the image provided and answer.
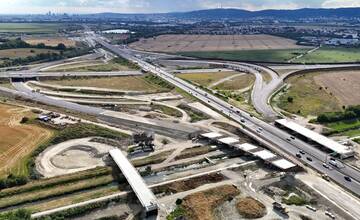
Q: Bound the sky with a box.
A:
[1,0,360,14]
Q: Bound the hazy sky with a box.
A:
[1,0,360,14]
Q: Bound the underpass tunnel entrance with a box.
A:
[11,77,38,83]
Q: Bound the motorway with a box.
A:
[0,70,142,78]
[10,82,198,138]
[154,58,360,120]
[95,37,360,197]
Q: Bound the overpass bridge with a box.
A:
[109,149,158,217]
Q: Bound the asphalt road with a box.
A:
[95,37,360,197]
[1,70,142,78]
[156,59,360,119]
[11,82,197,138]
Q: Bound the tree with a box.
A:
[37,43,46,48]
[57,43,67,50]
[287,96,294,103]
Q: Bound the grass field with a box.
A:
[177,72,237,87]
[0,167,121,213]
[46,59,132,72]
[297,47,360,63]
[178,49,308,63]
[0,23,64,33]
[275,73,342,117]
[0,104,53,178]
[0,48,59,59]
[131,150,174,167]
[43,75,166,92]
[213,74,255,91]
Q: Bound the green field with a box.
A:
[0,23,64,33]
[274,73,341,117]
[297,47,360,63]
[178,49,308,63]
[179,47,360,63]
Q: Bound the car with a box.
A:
[296,153,302,158]
[240,119,246,123]
[329,160,338,167]
[290,136,295,140]
[306,157,313,162]
[286,138,291,142]
[299,150,305,155]
[344,176,352,182]
[306,205,317,212]
[258,127,263,131]
[322,174,330,181]
[325,211,336,219]
[323,163,330,169]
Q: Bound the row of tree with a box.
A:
[0,38,68,51]
[317,105,360,123]
[0,47,90,68]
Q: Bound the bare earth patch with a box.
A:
[130,34,304,53]
[181,185,240,220]
[24,36,76,47]
[236,197,267,219]
[314,70,360,106]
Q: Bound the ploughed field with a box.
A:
[130,34,305,53]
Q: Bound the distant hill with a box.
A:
[92,8,360,20]
[170,8,360,20]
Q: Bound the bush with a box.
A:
[317,105,360,123]
[0,174,28,190]
[0,209,31,220]
[20,117,29,124]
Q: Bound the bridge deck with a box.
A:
[109,149,158,213]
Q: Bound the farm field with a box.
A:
[177,71,237,87]
[179,47,360,63]
[0,104,53,177]
[130,34,306,52]
[275,72,342,117]
[0,48,59,59]
[0,23,64,33]
[178,49,308,63]
[314,70,360,106]
[42,75,167,92]
[23,36,76,47]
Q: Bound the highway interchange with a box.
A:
[94,35,360,197]
[1,31,360,216]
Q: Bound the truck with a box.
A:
[272,202,288,216]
